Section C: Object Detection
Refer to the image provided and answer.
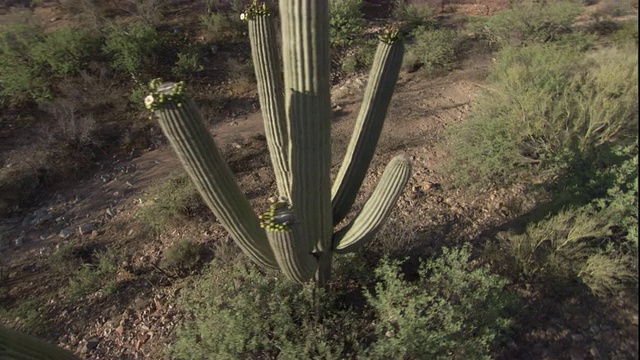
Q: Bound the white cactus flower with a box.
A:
[144,94,154,109]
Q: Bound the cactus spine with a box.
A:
[147,1,411,284]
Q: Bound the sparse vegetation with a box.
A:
[66,248,119,301]
[136,172,210,234]
[160,239,203,275]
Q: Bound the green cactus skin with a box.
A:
[332,155,412,253]
[247,13,291,199]
[0,326,80,360]
[147,1,410,284]
[331,38,404,226]
[279,0,334,282]
[148,82,278,270]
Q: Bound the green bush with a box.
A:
[0,23,48,102]
[329,0,366,49]
[172,249,367,359]
[486,195,637,297]
[29,27,100,77]
[103,22,164,75]
[173,244,515,359]
[172,47,204,78]
[199,11,244,43]
[404,26,459,71]
[470,0,583,47]
[392,3,436,33]
[445,43,638,189]
[67,248,119,300]
[160,239,203,274]
[365,245,514,359]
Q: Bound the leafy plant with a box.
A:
[66,248,119,300]
[404,26,459,71]
[29,26,99,77]
[445,43,638,189]
[329,0,366,48]
[172,47,204,78]
[172,249,367,359]
[0,23,49,102]
[160,239,203,274]
[392,2,436,33]
[103,22,164,76]
[470,0,582,47]
[365,245,514,359]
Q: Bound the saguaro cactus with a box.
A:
[146,0,411,284]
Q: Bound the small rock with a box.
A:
[78,223,96,236]
[14,235,25,247]
[80,337,100,353]
[125,180,134,187]
[91,230,99,238]
[571,333,584,342]
[231,142,242,149]
[32,210,52,225]
[59,228,73,239]
[106,208,115,218]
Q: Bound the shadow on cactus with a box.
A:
[145,0,411,284]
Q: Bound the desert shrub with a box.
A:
[445,43,638,189]
[365,244,514,359]
[404,26,459,71]
[0,23,100,103]
[67,248,119,300]
[172,47,204,78]
[160,239,203,274]
[0,23,49,102]
[103,22,164,76]
[199,11,244,43]
[136,172,209,234]
[0,299,50,337]
[172,250,367,359]
[329,0,366,49]
[610,21,639,46]
[486,198,637,297]
[470,0,582,47]
[392,2,436,33]
[29,27,100,77]
[48,243,83,276]
[173,243,515,359]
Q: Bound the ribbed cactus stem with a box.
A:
[247,11,291,199]
[0,326,80,360]
[279,0,333,278]
[147,82,277,270]
[333,155,411,253]
[260,199,317,282]
[331,36,404,225]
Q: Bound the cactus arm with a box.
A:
[147,82,278,270]
[332,155,411,253]
[246,6,292,199]
[331,32,404,226]
[279,0,334,279]
[260,201,317,282]
[0,326,80,360]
